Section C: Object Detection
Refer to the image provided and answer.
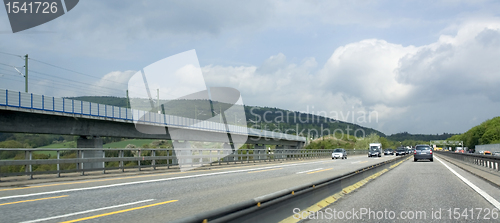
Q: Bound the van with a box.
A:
[368,143,383,157]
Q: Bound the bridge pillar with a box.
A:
[77,136,104,172]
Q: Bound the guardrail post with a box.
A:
[57,150,60,177]
[25,150,33,179]
[138,149,141,171]
[219,149,222,165]
[119,150,124,172]
[81,150,85,176]
[152,150,156,170]
[102,150,106,174]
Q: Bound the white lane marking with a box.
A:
[19,199,155,223]
[436,156,500,209]
[296,168,324,174]
[350,161,360,164]
[0,160,326,201]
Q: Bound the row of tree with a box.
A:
[447,116,500,149]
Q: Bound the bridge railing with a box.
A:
[0,148,345,180]
[436,151,500,172]
[0,89,305,142]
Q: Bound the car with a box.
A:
[493,152,500,157]
[395,147,406,156]
[414,145,433,162]
[384,148,394,155]
[332,148,347,159]
[368,146,382,157]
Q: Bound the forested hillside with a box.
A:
[387,132,457,142]
[67,96,385,138]
[448,117,500,149]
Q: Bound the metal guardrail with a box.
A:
[0,89,305,142]
[436,151,500,172]
[0,148,367,180]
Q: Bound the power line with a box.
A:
[0,51,23,58]
[28,75,122,96]
[28,57,127,84]
[0,62,23,69]
[0,67,21,75]
[28,57,149,93]
[28,69,126,94]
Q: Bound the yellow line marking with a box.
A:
[280,157,412,223]
[359,161,368,164]
[306,168,333,174]
[60,200,177,223]
[0,195,68,206]
[247,168,283,174]
[0,171,193,192]
[0,159,319,192]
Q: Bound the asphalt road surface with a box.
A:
[0,154,398,222]
[304,154,500,223]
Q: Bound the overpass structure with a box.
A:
[0,89,304,146]
[0,89,305,169]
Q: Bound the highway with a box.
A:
[0,155,397,222]
[303,155,500,222]
[3,153,499,222]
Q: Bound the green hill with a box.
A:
[68,96,386,138]
[387,132,457,142]
[448,117,500,149]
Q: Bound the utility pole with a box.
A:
[24,54,28,92]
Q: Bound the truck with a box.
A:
[368,143,383,157]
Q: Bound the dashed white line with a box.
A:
[0,160,326,201]
[296,168,324,174]
[436,156,500,209]
[19,199,155,223]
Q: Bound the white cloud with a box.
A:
[92,70,136,96]
[200,19,500,134]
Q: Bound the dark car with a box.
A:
[368,147,382,157]
[414,145,433,162]
[395,147,406,156]
[384,148,394,155]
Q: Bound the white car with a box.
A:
[332,148,347,159]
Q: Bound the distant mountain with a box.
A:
[67,96,385,138]
[387,132,458,142]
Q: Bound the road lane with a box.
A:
[0,154,400,222]
[304,155,499,222]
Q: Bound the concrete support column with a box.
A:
[173,140,192,167]
[77,136,104,171]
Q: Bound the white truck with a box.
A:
[368,143,383,157]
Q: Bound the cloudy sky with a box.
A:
[0,0,499,135]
